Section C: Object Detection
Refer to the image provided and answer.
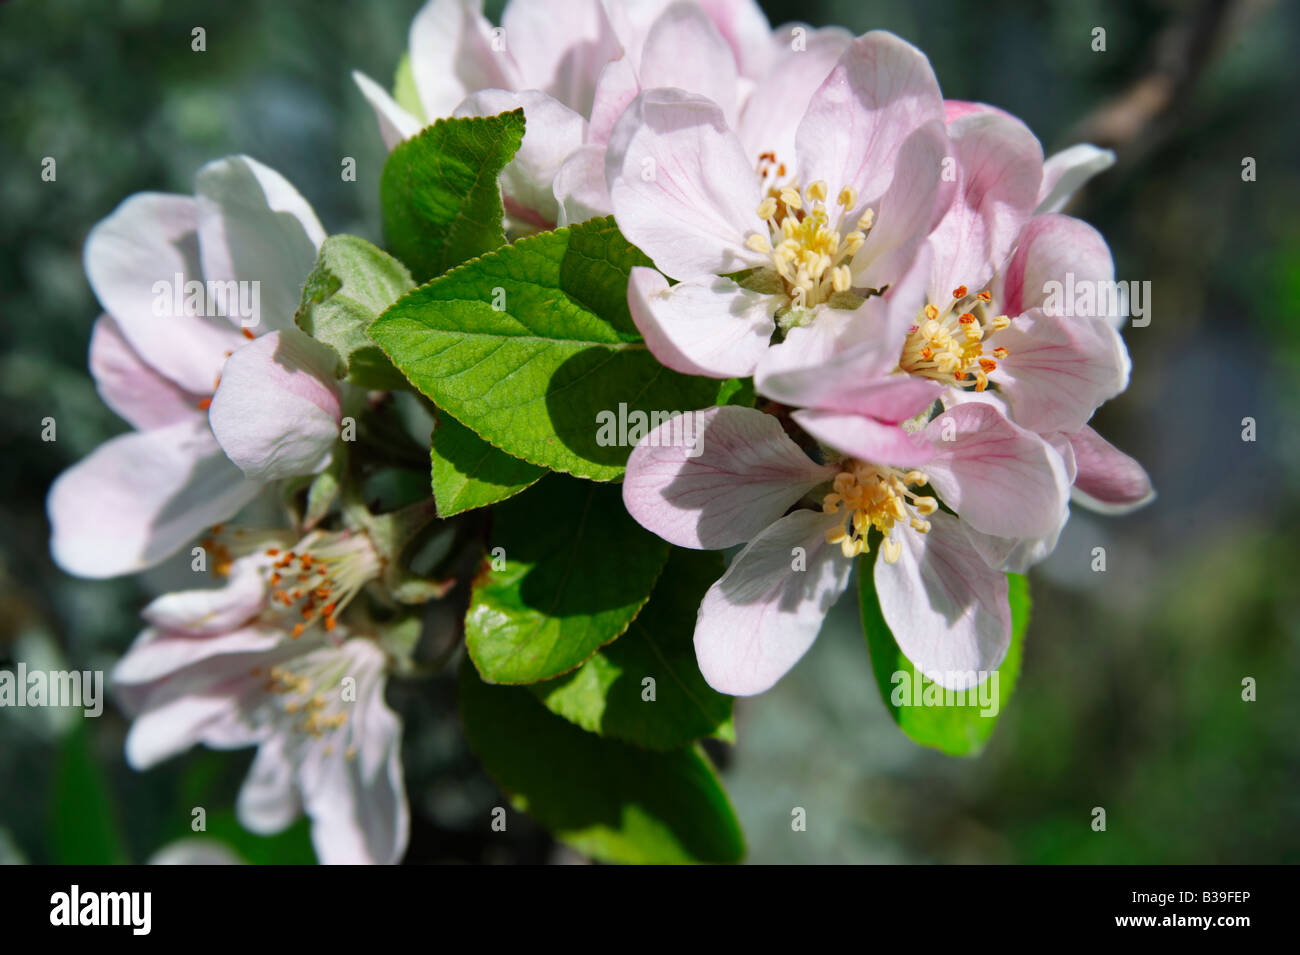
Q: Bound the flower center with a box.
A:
[263,652,356,755]
[899,286,1011,391]
[262,530,383,638]
[744,161,872,309]
[821,461,938,562]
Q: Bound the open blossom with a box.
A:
[112,526,408,865]
[607,30,956,380]
[758,208,1153,569]
[47,156,344,578]
[621,369,1070,695]
[354,0,834,228]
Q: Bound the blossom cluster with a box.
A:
[48,0,1152,864]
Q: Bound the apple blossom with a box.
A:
[607,30,956,380]
[621,384,1070,695]
[47,156,345,578]
[112,526,408,865]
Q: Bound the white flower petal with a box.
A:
[47,418,262,578]
[695,509,852,695]
[208,329,342,483]
[627,266,776,378]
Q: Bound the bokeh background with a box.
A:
[1,0,1297,864]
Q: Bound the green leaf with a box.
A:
[459,659,745,864]
[466,475,670,684]
[860,564,1030,756]
[380,110,524,282]
[51,722,129,864]
[296,234,415,389]
[717,376,756,407]
[430,413,543,517]
[528,548,734,749]
[369,217,721,481]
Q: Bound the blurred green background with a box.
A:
[1,0,1297,864]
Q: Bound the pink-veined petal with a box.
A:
[627,267,776,379]
[501,0,619,116]
[607,88,766,280]
[795,31,945,226]
[694,508,852,695]
[736,25,851,169]
[926,111,1043,306]
[195,156,325,334]
[208,329,342,483]
[48,418,262,579]
[622,405,834,549]
[995,214,1114,319]
[991,306,1130,434]
[89,314,206,431]
[83,192,246,394]
[874,510,1011,690]
[920,401,1069,539]
[1067,425,1155,514]
[554,144,613,225]
[793,409,935,468]
[638,1,741,124]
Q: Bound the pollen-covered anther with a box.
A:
[746,172,871,308]
[822,462,939,562]
[899,289,1011,390]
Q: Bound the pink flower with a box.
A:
[355,0,801,230]
[606,31,958,379]
[112,528,408,866]
[621,394,1069,696]
[47,156,342,578]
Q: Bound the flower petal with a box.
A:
[698,0,773,80]
[352,70,423,150]
[141,559,270,636]
[920,400,1069,538]
[1067,425,1155,514]
[606,88,766,279]
[874,510,1011,690]
[48,418,262,578]
[694,508,852,695]
[501,0,619,116]
[627,266,776,378]
[112,625,284,689]
[409,0,517,119]
[991,306,1131,434]
[736,25,851,168]
[995,214,1114,319]
[89,314,205,431]
[554,144,613,225]
[795,31,945,224]
[850,120,951,290]
[792,409,935,468]
[83,192,245,394]
[638,1,740,124]
[195,155,325,334]
[455,89,586,226]
[208,329,342,483]
[623,405,834,549]
[926,111,1043,306]
[1035,143,1115,214]
[238,734,303,834]
[298,640,408,864]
